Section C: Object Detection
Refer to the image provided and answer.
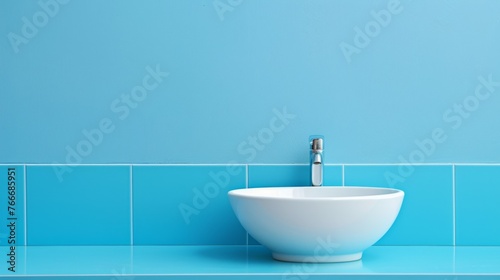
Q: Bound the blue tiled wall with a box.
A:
[456,166,500,246]
[2,0,500,164]
[1,164,499,246]
[132,165,246,245]
[26,166,131,245]
[1,1,500,248]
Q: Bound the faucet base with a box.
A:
[272,252,362,263]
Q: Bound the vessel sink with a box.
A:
[228,186,404,263]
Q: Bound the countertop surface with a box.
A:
[0,245,499,279]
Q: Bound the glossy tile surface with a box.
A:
[12,163,500,248]
[3,1,500,165]
[456,166,500,245]
[0,165,25,246]
[455,246,500,274]
[344,165,453,245]
[133,165,247,245]
[248,165,309,187]
[0,246,498,279]
[26,166,131,245]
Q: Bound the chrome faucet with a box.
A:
[310,136,323,186]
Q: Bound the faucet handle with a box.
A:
[310,136,324,151]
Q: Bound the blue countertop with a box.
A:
[0,246,499,279]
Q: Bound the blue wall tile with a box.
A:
[133,165,246,245]
[2,0,500,248]
[324,165,344,186]
[2,1,500,164]
[249,165,308,187]
[26,166,131,245]
[456,165,500,245]
[344,165,453,245]
[248,165,342,187]
[0,165,25,246]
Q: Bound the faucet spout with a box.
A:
[310,136,324,186]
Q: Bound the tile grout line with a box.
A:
[5,273,500,277]
[130,165,134,246]
[0,162,500,166]
[23,164,27,246]
[7,273,500,277]
[2,162,500,166]
[245,164,249,247]
[452,164,456,246]
[342,164,345,187]
[245,164,249,189]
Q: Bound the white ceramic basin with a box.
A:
[228,186,404,263]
